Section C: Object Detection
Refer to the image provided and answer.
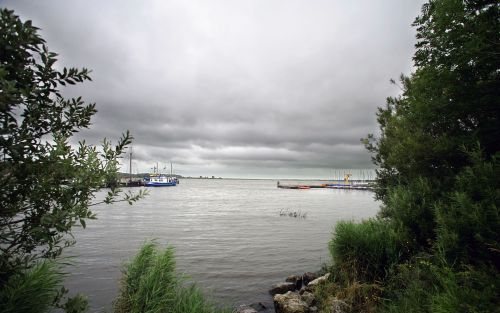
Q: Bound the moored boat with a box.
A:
[144,174,177,187]
[143,162,179,187]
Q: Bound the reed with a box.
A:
[329,219,403,283]
[279,208,307,219]
[0,261,63,313]
[114,241,229,313]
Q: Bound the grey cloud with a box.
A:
[4,0,425,178]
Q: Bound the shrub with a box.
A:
[381,177,437,249]
[381,259,500,313]
[435,149,500,268]
[329,219,405,283]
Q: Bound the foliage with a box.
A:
[0,8,146,284]
[361,0,499,266]
[435,148,499,268]
[329,219,406,283]
[382,258,500,313]
[325,0,500,312]
[114,242,228,313]
[380,177,437,248]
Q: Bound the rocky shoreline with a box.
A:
[236,272,347,313]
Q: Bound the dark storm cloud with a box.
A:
[4,0,425,178]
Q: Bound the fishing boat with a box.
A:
[144,173,177,187]
[143,162,178,187]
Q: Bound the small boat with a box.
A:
[144,173,177,187]
[143,162,179,187]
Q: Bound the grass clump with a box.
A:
[0,261,89,313]
[0,261,63,313]
[313,278,382,313]
[329,219,405,283]
[114,241,228,313]
[321,219,404,312]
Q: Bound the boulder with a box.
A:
[269,282,296,296]
[249,302,271,312]
[300,291,316,306]
[302,272,319,286]
[301,273,331,293]
[286,274,303,290]
[235,305,259,313]
[273,291,309,313]
[307,273,330,288]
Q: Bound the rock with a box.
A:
[328,299,350,313]
[286,274,303,290]
[301,273,331,293]
[249,302,271,312]
[307,273,330,288]
[302,272,319,286]
[300,291,316,306]
[269,282,296,296]
[235,305,259,313]
[273,291,309,313]
[309,306,318,313]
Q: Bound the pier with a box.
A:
[277,181,374,190]
[277,169,375,190]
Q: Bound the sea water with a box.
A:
[64,179,379,312]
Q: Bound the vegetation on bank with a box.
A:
[114,242,228,313]
[0,11,227,313]
[316,1,499,312]
[1,0,498,312]
[0,8,145,312]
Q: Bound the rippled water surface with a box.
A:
[65,179,379,312]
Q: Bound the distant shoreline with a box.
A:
[117,172,376,182]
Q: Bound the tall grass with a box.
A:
[0,261,63,313]
[114,241,229,313]
[0,261,89,313]
[329,219,404,283]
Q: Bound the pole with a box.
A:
[129,150,132,182]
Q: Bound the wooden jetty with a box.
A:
[277,182,373,190]
[277,172,374,190]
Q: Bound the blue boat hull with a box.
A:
[145,181,177,187]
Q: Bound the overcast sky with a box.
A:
[4,0,424,179]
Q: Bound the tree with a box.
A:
[0,8,145,285]
[325,1,498,311]
[364,0,499,255]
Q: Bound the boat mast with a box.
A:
[129,147,133,182]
